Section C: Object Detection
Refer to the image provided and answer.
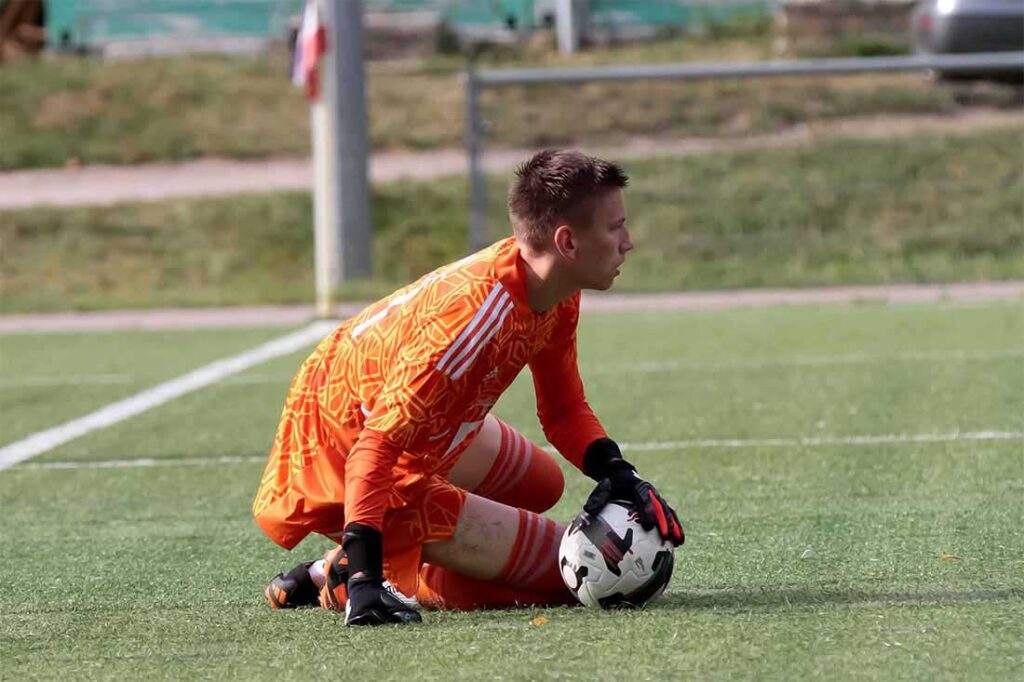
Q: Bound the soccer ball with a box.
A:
[558,501,675,608]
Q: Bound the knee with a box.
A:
[523,446,564,514]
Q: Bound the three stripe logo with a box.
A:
[437,283,514,380]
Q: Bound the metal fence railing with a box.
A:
[463,51,1024,251]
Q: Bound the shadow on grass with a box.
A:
[659,586,1024,612]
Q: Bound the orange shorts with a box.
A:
[253,371,470,596]
[255,473,466,597]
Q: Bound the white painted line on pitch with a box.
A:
[21,455,262,470]
[5,348,1021,388]
[619,430,1024,452]
[0,321,337,471]
[590,349,1024,374]
[236,348,1022,377]
[15,430,1023,471]
[0,374,134,388]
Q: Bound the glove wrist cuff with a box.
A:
[342,523,383,580]
[582,438,634,481]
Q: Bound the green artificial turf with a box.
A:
[0,328,292,443]
[1,299,1021,679]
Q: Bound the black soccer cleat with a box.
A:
[265,560,320,609]
[344,576,422,626]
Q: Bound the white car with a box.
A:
[911,0,1024,83]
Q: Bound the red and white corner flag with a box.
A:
[292,0,327,100]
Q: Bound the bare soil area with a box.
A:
[1,109,1020,210]
[2,281,1021,333]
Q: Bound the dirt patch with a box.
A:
[33,89,108,128]
[2,281,1021,333]
[1,108,1020,210]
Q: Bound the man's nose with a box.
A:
[622,230,635,252]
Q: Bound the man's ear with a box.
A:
[553,224,577,260]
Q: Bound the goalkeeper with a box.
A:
[253,149,684,626]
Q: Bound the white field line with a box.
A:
[149,347,1024,384]
[7,347,1018,388]
[590,348,1024,375]
[619,430,1024,452]
[15,430,1023,471]
[0,321,337,471]
[0,374,133,388]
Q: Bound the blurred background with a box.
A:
[1,0,1021,313]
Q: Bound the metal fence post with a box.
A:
[329,0,373,280]
[462,51,1024,259]
[465,65,489,253]
[557,0,589,54]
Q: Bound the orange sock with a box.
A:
[473,420,564,513]
[415,510,573,611]
[417,563,575,610]
[497,509,568,595]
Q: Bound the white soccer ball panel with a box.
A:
[558,501,675,609]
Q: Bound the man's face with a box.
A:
[571,189,633,291]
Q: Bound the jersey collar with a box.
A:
[493,237,537,315]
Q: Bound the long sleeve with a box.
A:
[343,429,404,530]
[345,352,457,530]
[528,295,607,471]
[343,283,503,528]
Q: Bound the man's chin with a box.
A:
[580,269,621,292]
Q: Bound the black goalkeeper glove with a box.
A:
[582,438,685,547]
[342,523,422,626]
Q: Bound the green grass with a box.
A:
[0,328,290,443]
[476,72,965,151]
[1,300,1022,679]
[0,34,994,170]
[2,127,1022,313]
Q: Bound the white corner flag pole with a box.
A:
[311,85,337,319]
[310,0,339,319]
[309,0,373,319]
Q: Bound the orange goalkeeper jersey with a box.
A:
[253,237,607,550]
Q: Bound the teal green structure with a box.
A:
[45,0,303,50]
[46,0,772,52]
[590,0,770,27]
[371,1,770,34]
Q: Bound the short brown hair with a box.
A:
[507,149,629,249]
